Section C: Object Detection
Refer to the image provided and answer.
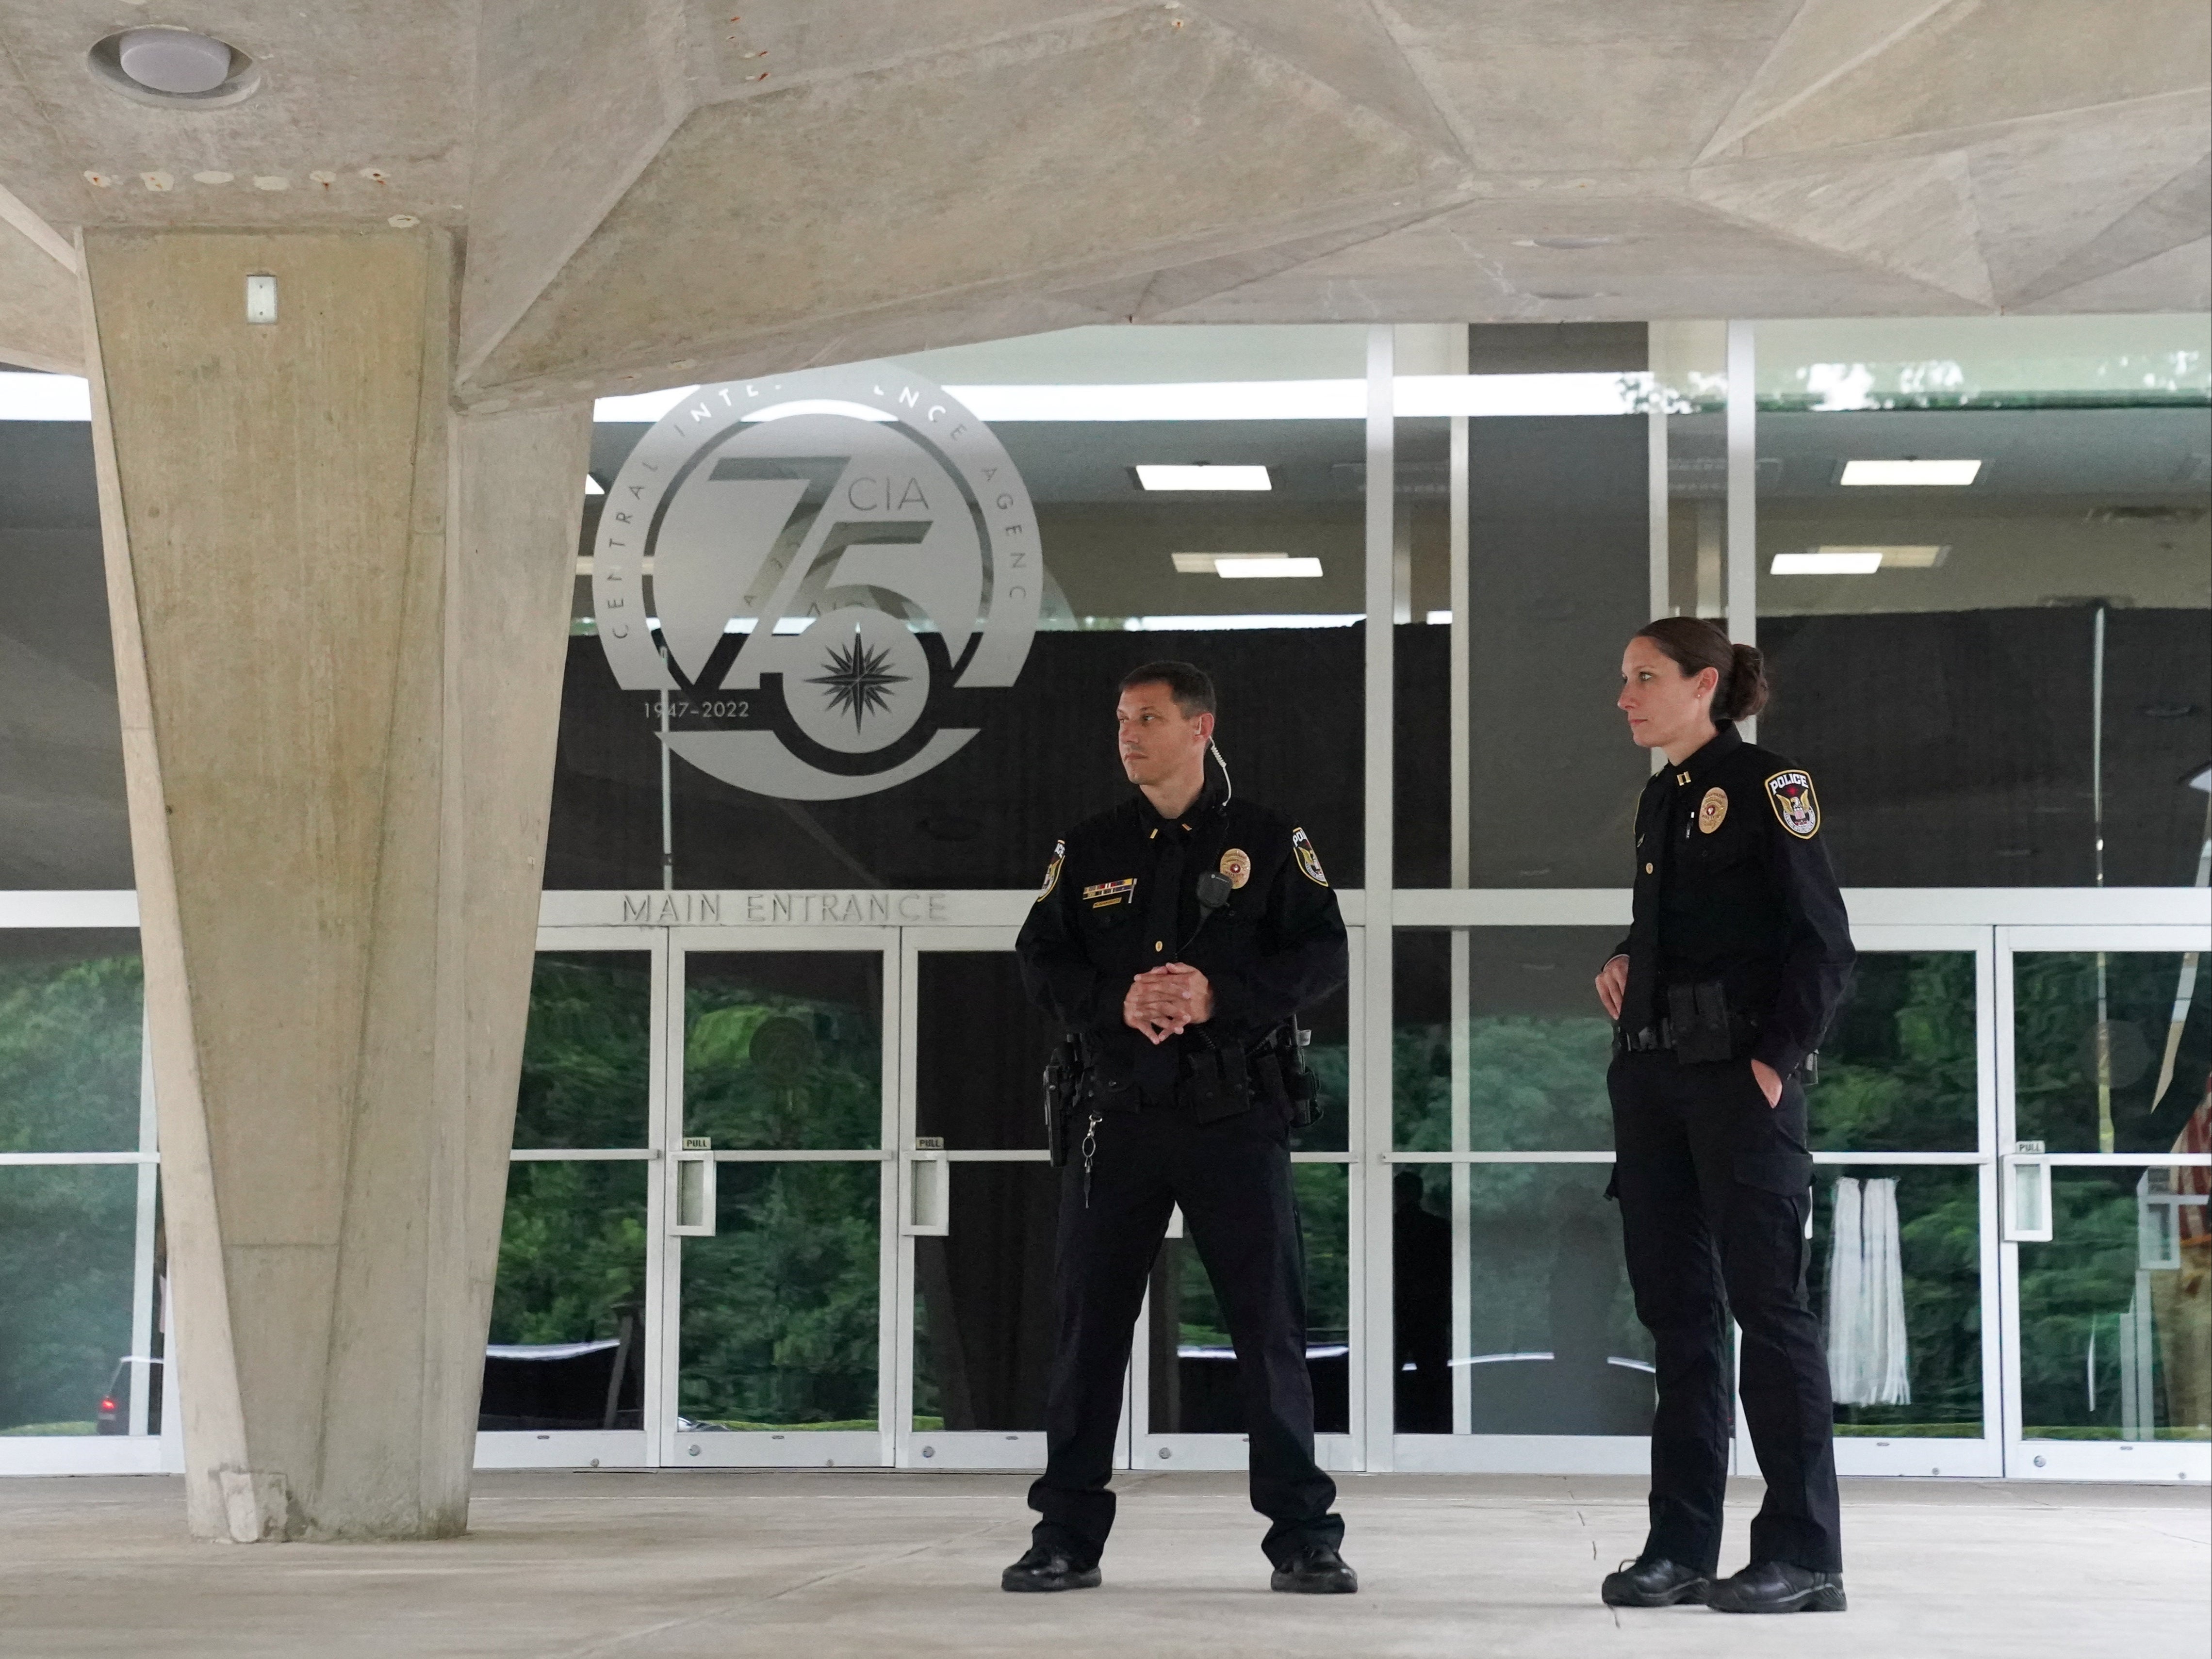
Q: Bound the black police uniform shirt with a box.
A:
[1017,773,1348,1107]
[1611,722,1854,1078]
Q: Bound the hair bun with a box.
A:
[1724,642,1770,721]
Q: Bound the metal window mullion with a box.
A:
[1725,320,1756,744]
[1974,930,2006,1456]
[1360,325,1396,1471]
[1994,928,2025,1469]
[127,1005,158,1437]
[879,937,905,1469]
[1447,327,1474,1439]
[646,931,678,1466]
[1648,383,1670,622]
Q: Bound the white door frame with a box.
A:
[659,925,900,1470]
[1995,922,2211,1484]
[478,926,663,1471]
[892,925,1055,1471]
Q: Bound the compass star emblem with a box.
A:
[808,635,911,732]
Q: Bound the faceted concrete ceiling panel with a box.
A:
[464,7,1460,399]
[0,0,2205,398]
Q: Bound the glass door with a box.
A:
[1999,924,2212,1483]
[894,928,1065,1471]
[661,929,897,1468]
[1131,945,1360,1475]
[480,931,659,1470]
[1738,925,2002,1479]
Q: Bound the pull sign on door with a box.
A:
[245,274,277,324]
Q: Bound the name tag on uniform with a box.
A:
[1083,877,1137,909]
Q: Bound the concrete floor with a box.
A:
[0,1470,2203,1658]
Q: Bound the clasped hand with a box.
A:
[1123,962,1213,1044]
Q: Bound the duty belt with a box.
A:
[1616,1019,1676,1053]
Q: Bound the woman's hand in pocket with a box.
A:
[1751,1058,1783,1108]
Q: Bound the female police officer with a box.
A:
[1594,617,1854,1616]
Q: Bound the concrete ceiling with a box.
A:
[1,0,2204,406]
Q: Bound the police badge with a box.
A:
[1291,827,1328,887]
[1219,847,1252,890]
[1765,771,1821,839]
[1698,787,1728,834]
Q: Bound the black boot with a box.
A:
[1270,1543,1359,1594]
[1600,1557,1711,1608]
[1707,1561,1847,1613]
[1000,1545,1101,1593]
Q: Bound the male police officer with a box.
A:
[1000,662,1356,1596]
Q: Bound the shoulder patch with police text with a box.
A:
[1035,839,1065,902]
[1291,827,1329,887]
[1765,771,1820,839]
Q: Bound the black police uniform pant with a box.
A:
[1608,1051,1843,1574]
[1028,1103,1344,1568]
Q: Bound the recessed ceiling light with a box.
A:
[118,28,232,93]
[89,27,259,107]
[1172,553,1321,578]
[1839,458,1981,487]
[1866,544,1947,568]
[1213,555,1321,579]
[1426,609,1453,625]
[1771,551,1884,575]
[1135,464,1271,491]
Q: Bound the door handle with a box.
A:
[673,1143,717,1236]
[903,1147,949,1236]
[2001,1141,2050,1243]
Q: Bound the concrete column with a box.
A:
[78,228,587,1541]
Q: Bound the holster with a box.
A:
[1043,1034,1087,1167]
[1179,1034,1252,1123]
[1666,979,1749,1065]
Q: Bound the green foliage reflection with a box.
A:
[681,1163,879,1429]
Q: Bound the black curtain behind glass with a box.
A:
[546,627,1366,891]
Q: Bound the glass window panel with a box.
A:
[551,325,1370,891]
[2019,1166,2210,1443]
[915,953,1058,1151]
[679,1161,880,1431]
[684,952,882,1150]
[1393,1162,1652,1436]
[2014,951,2212,1154]
[1753,316,2211,886]
[915,955,1347,1153]
[483,1160,647,1431]
[1811,1167,1983,1437]
[0,1164,136,1435]
[0,930,142,1155]
[1397,322,1685,888]
[1394,928,1622,1152]
[1810,952,1979,1154]
[1147,1162,1348,1434]
[512,952,651,1149]
[0,415,134,890]
[913,1162,1058,1432]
